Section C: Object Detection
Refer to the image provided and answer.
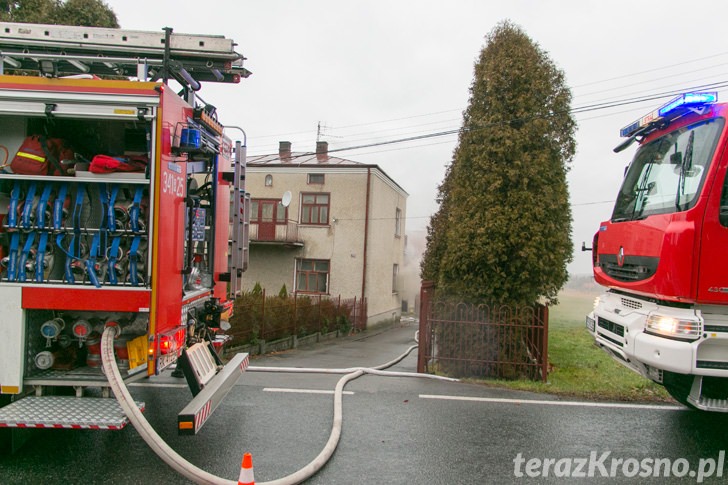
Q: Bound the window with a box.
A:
[721,171,728,227]
[276,202,286,222]
[392,264,399,293]
[250,199,287,224]
[250,200,259,222]
[296,259,329,293]
[395,208,402,237]
[307,173,325,184]
[612,119,723,222]
[265,174,273,187]
[301,193,330,225]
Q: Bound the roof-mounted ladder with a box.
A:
[0,22,251,90]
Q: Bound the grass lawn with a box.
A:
[474,290,674,403]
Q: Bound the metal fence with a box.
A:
[417,281,549,381]
[228,291,367,346]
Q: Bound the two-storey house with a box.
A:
[244,141,408,327]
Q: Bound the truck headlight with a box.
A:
[645,314,701,341]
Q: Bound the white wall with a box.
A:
[244,165,407,326]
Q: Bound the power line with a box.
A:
[332,109,462,130]
[251,109,464,142]
[249,53,728,147]
[248,79,728,160]
[572,200,614,206]
[251,71,728,155]
[570,80,728,113]
[250,76,728,156]
[251,117,462,154]
[575,67,728,102]
[571,51,728,89]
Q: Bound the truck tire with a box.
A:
[0,394,10,454]
[0,395,32,455]
[662,371,695,409]
[663,372,728,410]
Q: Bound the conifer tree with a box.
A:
[422,21,575,306]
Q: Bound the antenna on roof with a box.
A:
[317,121,341,142]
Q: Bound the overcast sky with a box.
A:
[107,0,728,275]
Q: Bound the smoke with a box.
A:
[400,229,427,313]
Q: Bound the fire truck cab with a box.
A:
[0,22,251,450]
[587,92,728,411]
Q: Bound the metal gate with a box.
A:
[417,281,549,381]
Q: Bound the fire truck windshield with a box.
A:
[611,118,724,222]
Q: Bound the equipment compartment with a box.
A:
[0,115,153,288]
[24,309,149,383]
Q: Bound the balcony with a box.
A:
[250,220,303,247]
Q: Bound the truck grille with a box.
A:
[696,361,728,370]
[598,317,625,337]
[621,298,642,310]
[604,262,655,281]
[599,255,658,282]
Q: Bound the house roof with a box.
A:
[247,152,364,166]
[247,143,408,196]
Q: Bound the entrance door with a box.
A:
[259,200,276,240]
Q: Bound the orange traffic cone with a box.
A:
[238,453,255,485]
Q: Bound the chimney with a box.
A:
[316,141,328,163]
[279,141,292,161]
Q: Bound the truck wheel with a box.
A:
[0,395,33,455]
[0,394,10,454]
[662,371,696,409]
[663,372,728,410]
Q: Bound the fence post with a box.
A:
[292,295,297,337]
[418,281,435,373]
[541,305,549,382]
[261,288,266,340]
[353,296,357,331]
[318,294,322,333]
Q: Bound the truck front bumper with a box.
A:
[588,291,728,379]
[633,332,694,374]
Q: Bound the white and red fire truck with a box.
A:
[586,92,728,411]
[0,22,251,451]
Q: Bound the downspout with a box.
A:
[361,168,371,306]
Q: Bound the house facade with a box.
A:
[243,141,408,327]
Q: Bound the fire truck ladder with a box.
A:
[227,137,250,298]
[0,22,251,89]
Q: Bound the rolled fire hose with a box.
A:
[101,326,455,485]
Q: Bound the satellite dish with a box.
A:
[281,190,292,207]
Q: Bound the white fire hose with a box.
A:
[101,326,455,484]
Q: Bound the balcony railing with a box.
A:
[250,219,303,246]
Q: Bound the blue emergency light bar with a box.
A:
[619,92,718,138]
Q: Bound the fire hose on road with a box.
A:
[101,325,456,485]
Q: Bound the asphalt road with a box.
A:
[2,322,728,484]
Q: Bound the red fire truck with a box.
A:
[0,22,251,451]
[586,92,728,410]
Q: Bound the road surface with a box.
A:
[1,322,727,484]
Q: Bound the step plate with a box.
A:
[0,396,145,430]
[178,352,248,435]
